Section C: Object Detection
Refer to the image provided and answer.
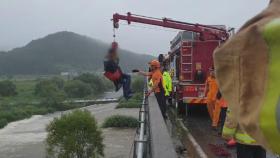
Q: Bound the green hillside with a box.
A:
[0,31,153,75]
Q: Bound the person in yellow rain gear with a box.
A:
[222,108,266,158]
[162,67,173,106]
[162,67,172,97]
[214,0,280,154]
[212,91,228,131]
[205,68,218,120]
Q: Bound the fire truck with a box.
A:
[113,12,231,114]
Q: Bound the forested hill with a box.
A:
[0,31,154,75]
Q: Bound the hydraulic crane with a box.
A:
[112,12,230,41]
[111,12,231,115]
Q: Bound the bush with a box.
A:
[34,79,66,108]
[116,100,141,109]
[0,80,17,97]
[132,77,144,93]
[0,109,30,123]
[0,119,8,128]
[102,115,138,128]
[131,92,143,101]
[64,80,92,98]
[75,73,104,92]
[50,77,64,90]
[75,73,113,93]
[34,80,60,97]
[46,110,104,158]
[116,93,143,109]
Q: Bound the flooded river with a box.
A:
[0,91,138,158]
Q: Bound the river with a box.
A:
[0,91,139,158]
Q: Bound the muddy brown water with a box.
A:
[0,91,139,158]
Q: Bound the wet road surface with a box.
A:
[184,105,278,158]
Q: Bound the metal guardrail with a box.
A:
[133,78,151,158]
[133,78,177,158]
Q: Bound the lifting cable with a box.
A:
[113,28,116,42]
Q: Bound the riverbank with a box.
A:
[0,75,113,129]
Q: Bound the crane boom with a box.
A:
[113,12,229,41]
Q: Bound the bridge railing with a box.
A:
[133,78,177,158]
[133,78,151,158]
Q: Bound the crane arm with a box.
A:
[113,12,229,41]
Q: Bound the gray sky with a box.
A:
[0,0,269,55]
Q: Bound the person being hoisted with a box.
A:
[103,42,133,100]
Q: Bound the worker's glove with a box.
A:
[132,69,140,73]
[145,91,152,97]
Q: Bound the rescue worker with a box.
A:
[212,91,228,130]
[205,68,218,120]
[214,0,280,154]
[194,65,205,83]
[162,67,172,97]
[222,108,266,158]
[138,60,167,119]
[218,92,228,132]
[162,67,173,106]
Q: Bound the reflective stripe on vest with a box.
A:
[222,126,236,136]
[235,133,256,144]
[148,79,153,88]
[260,18,280,153]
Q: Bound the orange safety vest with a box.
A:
[206,76,218,101]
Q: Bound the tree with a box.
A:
[35,80,57,97]
[46,110,104,158]
[0,80,17,96]
[34,79,65,109]
[64,80,92,98]
[34,78,64,97]
[74,73,105,93]
[50,77,65,90]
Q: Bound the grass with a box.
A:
[116,93,143,109]
[0,80,39,105]
[102,115,139,128]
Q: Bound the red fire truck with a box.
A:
[112,13,231,114]
[166,30,225,114]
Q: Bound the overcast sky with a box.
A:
[0,0,269,55]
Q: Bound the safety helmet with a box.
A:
[149,60,160,68]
